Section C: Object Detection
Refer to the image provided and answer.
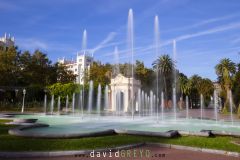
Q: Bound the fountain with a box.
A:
[72,93,75,114]
[50,95,54,115]
[10,9,240,140]
[173,87,177,121]
[44,94,47,114]
[154,15,160,122]
[161,91,164,120]
[229,90,234,125]
[128,8,134,119]
[138,89,141,117]
[186,96,189,119]
[97,84,101,116]
[82,29,87,53]
[214,90,218,122]
[200,94,204,120]
[57,96,61,114]
[145,93,148,116]
[141,90,144,116]
[150,91,153,117]
[66,95,69,113]
[81,29,87,117]
[88,80,93,114]
[78,92,81,115]
[173,40,177,121]
[104,85,109,110]
[80,91,83,118]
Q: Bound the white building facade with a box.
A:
[58,52,93,84]
[0,33,15,48]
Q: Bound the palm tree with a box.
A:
[215,58,236,102]
[178,73,188,97]
[152,54,174,98]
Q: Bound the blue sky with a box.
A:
[0,0,240,81]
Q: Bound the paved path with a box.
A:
[3,145,239,160]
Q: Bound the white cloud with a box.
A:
[91,32,117,54]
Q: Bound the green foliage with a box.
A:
[152,54,174,99]
[215,58,236,97]
[0,47,76,105]
[0,46,19,86]
[87,61,112,88]
[56,63,77,84]
[135,60,155,91]
[233,70,240,107]
[47,83,81,101]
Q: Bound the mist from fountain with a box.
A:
[50,95,54,115]
[97,84,102,116]
[78,92,81,115]
[200,94,204,120]
[173,87,177,121]
[104,85,109,110]
[229,90,234,125]
[154,15,160,122]
[82,29,87,53]
[186,96,189,119]
[150,90,153,117]
[44,94,47,114]
[72,93,75,114]
[145,93,148,116]
[141,90,144,116]
[128,8,134,119]
[57,96,61,114]
[161,91,164,121]
[173,40,177,121]
[88,80,93,114]
[80,91,83,118]
[81,29,87,117]
[214,90,218,122]
[138,89,141,117]
[66,95,69,113]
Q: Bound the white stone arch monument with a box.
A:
[110,74,141,112]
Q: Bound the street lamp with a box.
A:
[21,89,26,113]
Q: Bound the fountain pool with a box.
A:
[13,114,240,136]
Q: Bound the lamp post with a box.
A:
[21,89,26,113]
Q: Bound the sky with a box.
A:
[0,0,240,81]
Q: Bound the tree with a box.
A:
[198,78,214,106]
[215,58,236,111]
[47,83,81,102]
[0,46,20,86]
[178,73,188,97]
[233,63,240,108]
[135,60,154,91]
[56,63,76,84]
[87,61,112,89]
[152,54,174,99]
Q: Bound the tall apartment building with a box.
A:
[58,52,93,84]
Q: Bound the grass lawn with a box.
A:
[0,119,239,152]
